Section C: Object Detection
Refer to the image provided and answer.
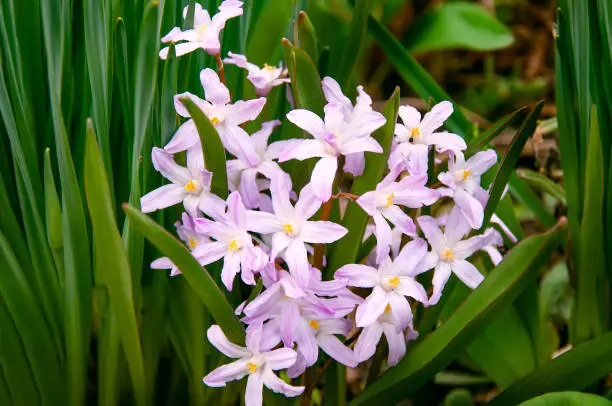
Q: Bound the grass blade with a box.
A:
[516,168,567,206]
[334,0,371,87]
[123,204,244,344]
[84,123,146,406]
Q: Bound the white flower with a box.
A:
[160,1,243,59]
[224,52,290,96]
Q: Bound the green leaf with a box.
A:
[326,88,399,274]
[490,331,612,405]
[246,0,294,66]
[481,101,545,231]
[179,96,229,199]
[405,2,514,53]
[282,38,326,116]
[350,221,564,405]
[466,107,527,155]
[518,392,612,406]
[295,11,319,66]
[161,44,178,145]
[571,106,606,344]
[43,149,63,252]
[367,16,473,138]
[123,204,244,344]
[0,230,64,404]
[516,168,567,205]
[334,0,371,87]
[84,123,146,406]
[508,173,557,229]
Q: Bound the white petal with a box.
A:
[382,323,406,367]
[203,358,250,387]
[245,373,264,406]
[318,334,356,367]
[300,221,347,243]
[420,101,453,133]
[452,260,484,289]
[140,184,186,213]
[207,325,250,358]
[200,68,231,105]
[262,369,304,398]
[286,109,328,139]
[264,348,298,370]
[429,262,453,306]
[311,156,338,202]
[354,323,383,363]
[334,264,378,288]
[417,216,446,253]
[356,286,388,327]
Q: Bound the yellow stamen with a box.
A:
[228,239,239,252]
[308,320,320,330]
[384,304,392,314]
[247,362,258,374]
[184,179,197,192]
[411,127,421,138]
[282,224,294,234]
[263,63,275,71]
[385,193,394,208]
[461,169,471,181]
[188,238,198,249]
[388,276,400,289]
[210,117,220,125]
[442,248,454,261]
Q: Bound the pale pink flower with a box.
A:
[224,52,290,96]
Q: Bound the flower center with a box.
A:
[308,320,320,330]
[188,238,198,249]
[184,179,199,193]
[210,116,221,125]
[282,223,295,236]
[455,169,471,182]
[387,276,400,289]
[384,304,392,314]
[196,23,209,41]
[263,63,275,71]
[228,239,240,252]
[411,127,421,138]
[247,362,258,374]
[385,193,394,208]
[441,248,454,261]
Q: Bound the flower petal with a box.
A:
[417,216,446,253]
[264,347,298,370]
[354,323,383,363]
[452,260,484,289]
[429,262,453,306]
[344,152,365,176]
[207,325,250,358]
[280,301,300,347]
[300,221,347,243]
[427,132,467,151]
[322,76,351,106]
[387,292,413,332]
[151,147,191,184]
[382,205,416,235]
[284,239,311,287]
[420,101,453,133]
[280,139,329,161]
[374,213,393,264]
[356,286,388,328]
[200,68,231,105]
[334,264,378,288]
[226,98,267,126]
[286,109,328,139]
[311,156,338,202]
[221,252,241,291]
[467,149,497,175]
[295,183,322,220]
[164,120,199,153]
[295,321,319,365]
[239,168,261,209]
[203,358,250,387]
[382,322,406,367]
[398,105,422,129]
[395,277,428,304]
[341,136,383,155]
[454,189,484,229]
[245,373,264,406]
[140,184,186,213]
[263,369,304,398]
[318,334,356,367]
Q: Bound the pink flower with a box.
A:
[223,52,290,96]
[203,324,304,406]
[192,192,269,290]
[417,210,499,305]
[140,147,225,218]
[354,308,418,367]
[282,79,386,201]
[226,120,293,208]
[335,239,429,331]
[160,1,243,59]
[438,150,497,228]
[356,172,439,263]
[390,101,466,175]
[164,68,266,154]
[246,175,347,286]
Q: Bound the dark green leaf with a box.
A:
[334,0,371,87]
[518,392,612,406]
[295,11,319,65]
[516,168,567,205]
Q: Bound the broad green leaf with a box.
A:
[405,2,514,53]
[481,101,545,231]
[367,16,473,138]
[351,221,564,405]
[490,331,612,405]
[84,125,146,406]
[246,0,294,66]
[123,204,244,344]
[518,392,612,406]
[333,0,371,87]
[180,96,229,199]
[296,11,319,65]
[326,88,399,274]
[516,168,567,205]
[572,107,606,344]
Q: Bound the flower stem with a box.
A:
[215,53,226,84]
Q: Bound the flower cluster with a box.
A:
[144,2,510,405]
